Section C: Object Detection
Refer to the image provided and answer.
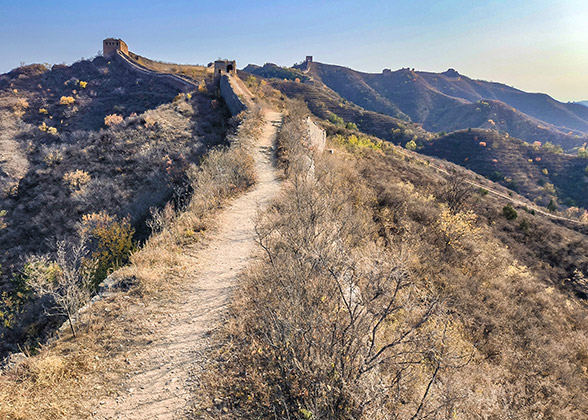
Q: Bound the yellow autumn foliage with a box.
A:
[81,212,135,284]
[438,206,481,249]
[59,96,75,105]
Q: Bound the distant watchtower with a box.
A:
[103,38,129,57]
[214,60,237,78]
[306,56,313,64]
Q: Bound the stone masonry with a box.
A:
[103,38,129,57]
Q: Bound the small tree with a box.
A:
[104,113,124,126]
[405,139,417,150]
[547,198,558,213]
[25,238,95,337]
[81,212,135,285]
[502,204,518,220]
[59,96,75,105]
[441,175,473,213]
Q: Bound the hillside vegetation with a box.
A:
[0,63,587,419]
[248,68,588,220]
[0,109,260,419]
[197,103,588,419]
[419,128,588,209]
[0,56,231,357]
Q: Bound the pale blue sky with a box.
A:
[0,0,587,101]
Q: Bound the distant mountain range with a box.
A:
[243,61,588,209]
[248,61,588,151]
[575,101,588,107]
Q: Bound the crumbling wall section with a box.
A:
[304,117,326,154]
[220,75,246,116]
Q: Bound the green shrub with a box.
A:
[519,218,530,232]
[490,171,503,182]
[502,204,518,220]
[405,139,417,150]
[328,112,345,127]
[80,212,135,286]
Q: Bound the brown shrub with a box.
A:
[197,113,470,419]
[123,111,260,296]
[104,113,124,126]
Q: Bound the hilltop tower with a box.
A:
[214,60,237,78]
[103,38,129,57]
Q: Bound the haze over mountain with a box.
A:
[296,61,588,151]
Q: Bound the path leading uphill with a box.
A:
[95,108,282,420]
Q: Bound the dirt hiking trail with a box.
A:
[94,108,282,420]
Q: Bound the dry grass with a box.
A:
[0,111,261,419]
[195,108,455,419]
[122,111,261,296]
[195,105,588,419]
[0,106,31,188]
[0,295,150,419]
[241,74,289,111]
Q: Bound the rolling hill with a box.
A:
[1,47,588,420]
[288,61,588,150]
[0,54,230,355]
[419,128,588,209]
[244,63,588,213]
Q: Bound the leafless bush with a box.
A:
[187,145,256,213]
[25,237,96,337]
[125,113,260,295]
[439,173,474,213]
[197,114,468,419]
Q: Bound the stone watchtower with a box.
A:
[214,60,236,77]
[103,38,129,57]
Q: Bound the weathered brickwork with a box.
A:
[103,38,129,57]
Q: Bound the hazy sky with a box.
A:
[1,0,587,101]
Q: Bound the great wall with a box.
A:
[103,37,586,229]
[103,38,246,117]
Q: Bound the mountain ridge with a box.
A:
[277,61,588,150]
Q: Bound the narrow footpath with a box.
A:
[95,109,282,420]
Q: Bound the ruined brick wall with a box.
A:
[220,74,246,116]
[304,117,326,154]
